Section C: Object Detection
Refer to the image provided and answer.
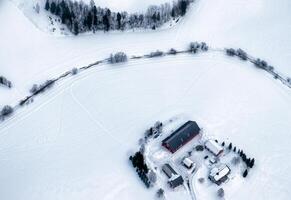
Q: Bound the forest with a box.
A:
[44,0,194,35]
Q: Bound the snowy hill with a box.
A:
[1,0,291,200]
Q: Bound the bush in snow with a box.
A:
[0,76,12,88]
[1,105,14,117]
[254,58,269,70]
[189,42,200,53]
[287,77,291,84]
[274,74,278,79]
[148,50,164,58]
[217,188,225,198]
[226,48,236,56]
[231,156,240,165]
[198,177,205,184]
[30,84,39,94]
[109,52,128,64]
[71,67,79,75]
[156,188,165,198]
[168,48,178,55]
[195,145,204,151]
[200,42,209,51]
[267,65,274,72]
[236,48,248,60]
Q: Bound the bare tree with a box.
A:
[109,52,128,64]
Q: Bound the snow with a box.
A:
[1,0,291,199]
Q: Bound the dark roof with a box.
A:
[162,121,200,153]
[162,164,177,178]
[169,175,184,188]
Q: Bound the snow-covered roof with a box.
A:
[209,164,230,181]
[205,140,223,156]
[182,157,194,168]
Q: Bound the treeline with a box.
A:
[222,141,255,178]
[129,151,151,188]
[44,0,194,35]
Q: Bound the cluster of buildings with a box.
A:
[160,120,231,188]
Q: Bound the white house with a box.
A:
[205,140,223,156]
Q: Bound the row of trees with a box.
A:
[109,52,128,64]
[226,48,248,60]
[222,141,255,178]
[189,41,209,53]
[129,151,151,188]
[44,0,194,35]
[226,48,291,88]
[29,80,56,96]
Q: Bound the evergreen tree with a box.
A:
[50,2,56,14]
[250,158,255,168]
[233,146,236,152]
[228,143,232,150]
[73,22,79,35]
[103,14,110,31]
[222,141,225,146]
[45,0,50,11]
[117,12,121,29]
[55,4,61,16]
[171,8,176,18]
[242,154,246,162]
[243,169,248,178]
[180,0,188,16]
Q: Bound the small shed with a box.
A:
[162,163,184,188]
[182,157,194,169]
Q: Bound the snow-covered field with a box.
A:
[1,0,291,199]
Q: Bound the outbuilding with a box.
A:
[205,140,223,156]
[209,164,231,185]
[162,163,184,188]
[182,157,195,169]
